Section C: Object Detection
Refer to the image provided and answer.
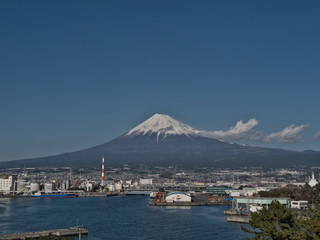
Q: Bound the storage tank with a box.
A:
[30,183,40,192]
[65,180,70,190]
[17,181,27,192]
[44,183,55,193]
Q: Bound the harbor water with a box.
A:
[0,196,249,239]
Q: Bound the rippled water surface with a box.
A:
[0,196,249,239]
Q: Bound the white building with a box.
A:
[107,183,115,192]
[291,200,308,209]
[115,182,123,191]
[133,181,139,187]
[241,188,257,197]
[228,190,241,197]
[308,171,318,187]
[140,179,153,185]
[86,182,94,192]
[126,180,132,185]
[107,182,123,192]
[226,187,276,198]
[0,176,17,192]
[165,192,191,203]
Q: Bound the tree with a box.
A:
[242,201,320,240]
[257,184,320,203]
[298,204,320,240]
[314,183,320,204]
[242,201,305,240]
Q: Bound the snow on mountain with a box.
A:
[126,114,198,140]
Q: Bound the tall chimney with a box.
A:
[102,155,105,186]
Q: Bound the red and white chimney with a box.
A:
[101,155,105,186]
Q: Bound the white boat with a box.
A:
[150,192,157,199]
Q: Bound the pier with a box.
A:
[0,227,88,240]
[149,201,224,206]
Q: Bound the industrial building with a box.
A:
[207,186,233,196]
[231,197,291,212]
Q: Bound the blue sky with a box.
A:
[1,0,320,161]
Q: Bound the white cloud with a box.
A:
[315,131,320,141]
[197,119,309,143]
[198,119,263,141]
[264,124,309,143]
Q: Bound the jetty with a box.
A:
[0,227,88,240]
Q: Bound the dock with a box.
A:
[0,227,88,240]
[149,201,224,206]
[149,193,229,207]
[224,210,251,223]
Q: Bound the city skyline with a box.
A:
[1,1,320,161]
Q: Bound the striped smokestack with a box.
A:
[101,154,105,186]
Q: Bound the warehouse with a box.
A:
[165,192,191,203]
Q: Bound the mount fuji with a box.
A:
[126,114,199,139]
[1,114,320,168]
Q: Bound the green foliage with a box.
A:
[242,201,320,240]
[258,183,320,203]
[298,204,320,239]
[314,183,320,204]
[242,201,303,240]
[259,191,281,198]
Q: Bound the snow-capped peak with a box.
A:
[126,114,197,140]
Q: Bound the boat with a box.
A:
[31,192,77,198]
[150,192,157,199]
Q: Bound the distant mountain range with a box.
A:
[1,114,320,169]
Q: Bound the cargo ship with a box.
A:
[32,192,77,198]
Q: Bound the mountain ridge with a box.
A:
[1,114,320,169]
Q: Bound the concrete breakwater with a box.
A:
[0,227,88,240]
[0,191,124,198]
